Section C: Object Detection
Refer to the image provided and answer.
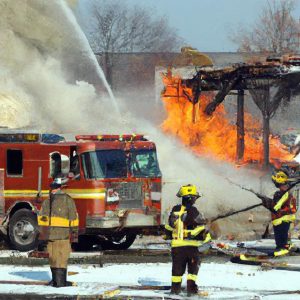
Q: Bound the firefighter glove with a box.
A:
[70,228,79,243]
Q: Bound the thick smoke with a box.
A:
[0,0,272,239]
[0,0,118,130]
[117,105,273,235]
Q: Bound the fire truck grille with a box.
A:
[117,182,143,209]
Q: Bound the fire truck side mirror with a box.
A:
[49,152,70,178]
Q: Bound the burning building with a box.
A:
[159,54,300,168]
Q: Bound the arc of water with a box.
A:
[59,0,120,114]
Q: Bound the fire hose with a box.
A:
[199,179,300,252]
[213,178,300,222]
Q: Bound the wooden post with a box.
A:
[192,79,200,123]
[262,115,270,168]
[192,103,196,123]
[236,89,245,162]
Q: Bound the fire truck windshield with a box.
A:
[130,150,161,178]
[82,150,127,179]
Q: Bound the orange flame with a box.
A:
[161,73,292,165]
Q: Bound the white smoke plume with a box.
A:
[0,0,118,130]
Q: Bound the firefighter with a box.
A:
[38,177,79,287]
[165,184,211,296]
[269,169,297,256]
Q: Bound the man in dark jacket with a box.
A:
[165,184,211,296]
[38,177,79,287]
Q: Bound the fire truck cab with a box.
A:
[0,131,162,251]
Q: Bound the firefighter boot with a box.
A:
[55,268,74,287]
[54,268,65,287]
[286,243,297,252]
[54,268,72,287]
[187,279,198,296]
[273,248,289,257]
[48,267,57,287]
[63,268,74,287]
[170,282,181,295]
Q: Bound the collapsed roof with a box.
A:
[181,56,300,115]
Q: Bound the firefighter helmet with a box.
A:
[271,170,289,186]
[176,184,200,199]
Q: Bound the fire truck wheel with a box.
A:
[9,209,38,252]
[101,232,137,250]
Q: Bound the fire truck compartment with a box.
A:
[86,216,120,228]
[124,213,158,227]
[85,212,158,229]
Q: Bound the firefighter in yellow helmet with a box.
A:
[165,184,211,296]
[269,169,297,256]
[38,177,79,287]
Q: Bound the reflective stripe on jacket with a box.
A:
[37,215,79,227]
[272,214,296,226]
[271,191,296,226]
[165,204,210,248]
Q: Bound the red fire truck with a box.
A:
[0,131,162,251]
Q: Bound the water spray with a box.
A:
[59,0,120,114]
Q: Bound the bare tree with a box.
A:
[231,0,300,54]
[81,0,182,86]
[229,0,300,166]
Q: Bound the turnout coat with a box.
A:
[38,189,79,242]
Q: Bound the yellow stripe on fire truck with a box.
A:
[4,189,106,199]
[64,189,106,199]
[4,190,49,197]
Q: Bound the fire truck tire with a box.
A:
[9,209,39,252]
[101,232,137,250]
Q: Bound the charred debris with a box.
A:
[177,55,300,167]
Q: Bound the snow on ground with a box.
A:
[0,238,300,298]
[0,261,299,298]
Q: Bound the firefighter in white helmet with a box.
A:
[165,184,211,296]
[38,177,79,287]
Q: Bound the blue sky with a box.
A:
[79,0,300,52]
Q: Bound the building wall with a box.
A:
[95,52,262,90]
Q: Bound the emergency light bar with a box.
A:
[0,133,65,143]
[75,134,147,142]
[0,133,40,143]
